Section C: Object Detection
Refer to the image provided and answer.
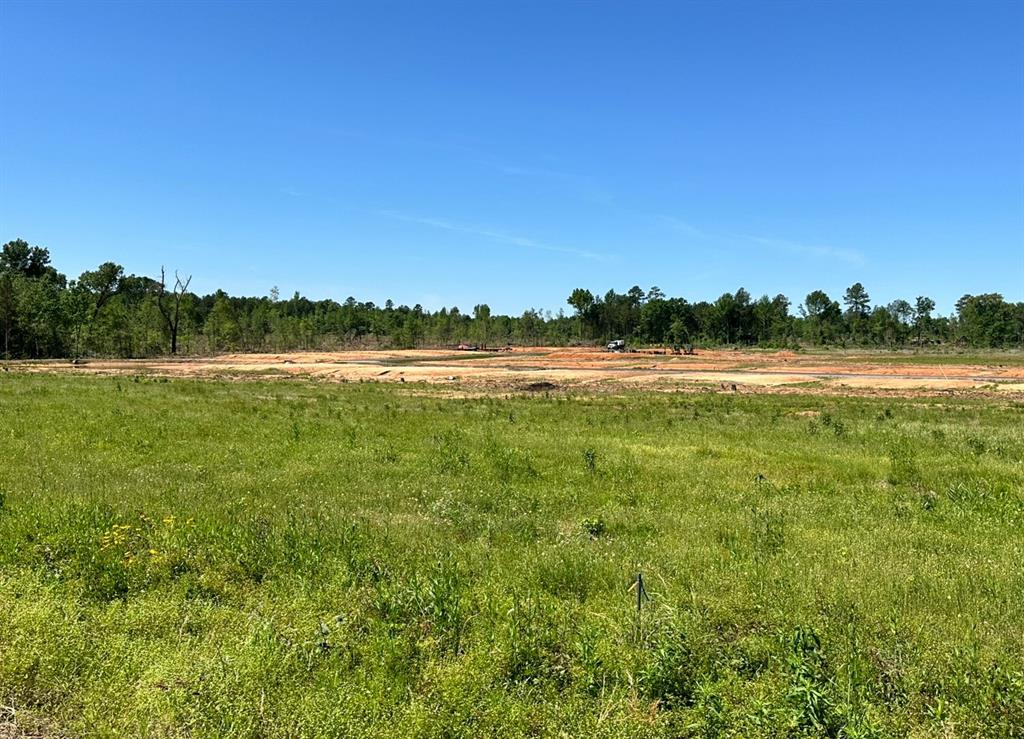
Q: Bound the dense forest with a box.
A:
[2,238,1022,358]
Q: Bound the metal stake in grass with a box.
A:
[630,572,649,613]
[629,572,651,642]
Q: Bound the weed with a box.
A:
[581,516,605,539]
[642,628,698,709]
[750,506,786,556]
[487,443,538,482]
[820,412,847,437]
[886,435,921,487]
[431,429,470,473]
[786,626,836,734]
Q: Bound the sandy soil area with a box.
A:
[8,347,1024,399]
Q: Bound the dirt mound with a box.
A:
[523,381,558,392]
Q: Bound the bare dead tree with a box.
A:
[155,267,192,355]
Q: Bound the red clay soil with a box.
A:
[7,347,1024,399]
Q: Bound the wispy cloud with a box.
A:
[279,186,304,198]
[646,215,862,266]
[377,210,610,262]
[653,214,705,238]
[745,235,865,265]
[497,164,576,179]
[494,163,613,204]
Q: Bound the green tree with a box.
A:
[638,297,673,344]
[73,262,124,355]
[913,296,936,344]
[843,282,871,316]
[519,309,542,345]
[843,282,871,343]
[1,239,56,279]
[887,300,913,346]
[1,240,69,358]
[753,294,791,344]
[667,317,689,346]
[19,274,67,356]
[0,272,18,358]
[711,292,738,343]
[567,288,594,340]
[205,290,238,351]
[472,304,491,347]
[956,294,1015,347]
[801,290,842,344]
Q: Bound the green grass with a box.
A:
[790,349,1024,367]
[1,374,1022,737]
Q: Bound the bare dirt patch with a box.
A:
[8,347,1024,399]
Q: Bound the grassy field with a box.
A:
[0,375,1022,737]
[792,350,1024,367]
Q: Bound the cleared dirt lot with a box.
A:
[10,347,1024,398]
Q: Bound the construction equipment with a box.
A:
[606,339,626,353]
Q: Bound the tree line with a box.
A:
[1,238,1022,359]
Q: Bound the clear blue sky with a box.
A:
[1,0,1021,315]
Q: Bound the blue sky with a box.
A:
[1,0,1021,315]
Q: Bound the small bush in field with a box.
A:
[583,447,597,473]
[581,516,605,539]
